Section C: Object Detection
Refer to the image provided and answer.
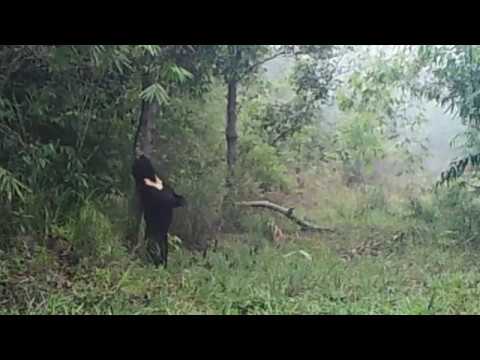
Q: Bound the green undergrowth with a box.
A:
[3,175,480,315]
[2,228,480,315]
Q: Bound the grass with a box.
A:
[3,229,480,315]
[3,170,480,315]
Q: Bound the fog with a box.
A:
[420,101,465,176]
[263,45,466,178]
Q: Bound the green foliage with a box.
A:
[291,45,341,102]
[0,45,213,242]
[241,46,342,152]
[252,98,319,147]
[239,137,291,192]
[153,83,227,249]
[0,166,31,203]
[5,44,480,315]
[334,50,429,179]
[416,45,480,186]
[436,152,480,187]
[67,200,120,260]
[140,83,170,105]
[412,184,480,249]
[335,111,386,165]
[417,45,480,129]
[213,45,272,82]
[281,123,332,170]
[4,222,480,314]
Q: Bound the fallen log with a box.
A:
[237,200,335,233]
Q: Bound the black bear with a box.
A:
[132,154,186,268]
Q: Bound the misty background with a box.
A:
[263,45,466,179]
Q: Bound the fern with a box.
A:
[436,153,480,188]
[169,65,194,83]
[138,45,163,57]
[139,83,170,105]
[0,167,31,203]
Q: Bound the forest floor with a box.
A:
[3,230,480,315]
[3,173,480,315]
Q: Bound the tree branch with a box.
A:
[237,200,335,233]
[239,50,288,81]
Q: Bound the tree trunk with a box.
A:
[131,73,159,250]
[134,73,158,158]
[225,79,238,190]
[221,79,239,227]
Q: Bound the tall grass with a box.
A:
[3,167,480,315]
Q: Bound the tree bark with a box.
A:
[225,79,238,190]
[220,79,239,228]
[134,73,158,158]
[131,73,159,249]
[237,201,335,233]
